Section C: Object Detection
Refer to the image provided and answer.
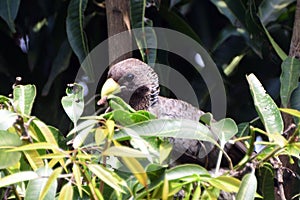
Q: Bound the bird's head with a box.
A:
[100,58,160,110]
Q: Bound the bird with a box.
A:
[99,58,247,169]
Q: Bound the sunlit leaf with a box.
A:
[87,164,126,193]
[280,57,300,107]
[13,84,36,116]
[166,164,210,181]
[25,167,57,200]
[0,0,20,33]
[211,118,238,143]
[39,167,62,200]
[73,164,82,197]
[247,73,283,135]
[61,83,84,125]
[8,142,59,152]
[58,182,74,200]
[280,108,300,118]
[0,110,17,130]
[208,176,240,193]
[236,170,260,200]
[0,171,38,188]
[103,146,148,158]
[0,130,22,169]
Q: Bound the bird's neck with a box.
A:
[129,85,159,111]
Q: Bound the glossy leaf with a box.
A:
[208,176,240,193]
[58,182,74,200]
[261,23,287,61]
[211,118,238,142]
[0,110,17,130]
[0,130,22,169]
[73,164,83,197]
[108,95,136,112]
[280,57,300,107]
[39,167,62,200]
[66,0,94,81]
[0,0,20,33]
[13,84,36,116]
[258,0,296,25]
[0,171,38,188]
[115,119,218,145]
[8,142,59,152]
[236,170,259,200]
[87,164,126,193]
[25,167,57,200]
[42,40,72,96]
[280,108,300,118]
[166,164,210,181]
[247,73,283,135]
[61,83,84,125]
[103,146,148,158]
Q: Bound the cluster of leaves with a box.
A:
[0,71,299,199]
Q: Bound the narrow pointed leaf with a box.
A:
[280,57,300,107]
[13,84,36,116]
[280,108,300,118]
[87,164,125,193]
[0,0,20,33]
[166,164,210,181]
[236,170,259,200]
[103,146,148,158]
[66,0,94,81]
[39,167,62,200]
[58,182,74,200]
[73,164,83,197]
[247,73,283,135]
[0,171,38,188]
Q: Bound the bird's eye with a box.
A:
[124,73,134,82]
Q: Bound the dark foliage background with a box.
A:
[0,0,296,134]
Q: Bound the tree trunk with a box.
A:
[105,0,132,64]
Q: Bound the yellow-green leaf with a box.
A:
[0,171,38,188]
[103,146,148,158]
[39,167,62,200]
[58,182,73,200]
[73,164,83,197]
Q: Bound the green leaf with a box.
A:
[0,171,38,188]
[0,130,22,169]
[258,0,296,25]
[58,182,74,200]
[236,170,260,200]
[257,164,275,200]
[103,146,148,158]
[8,142,59,152]
[39,167,62,200]
[61,83,84,125]
[0,110,17,130]
[87,164,126,193]
[280,108,300,118]
[72,164,82,197]
[13,84,36,116]
[42,40,72,96]
[261,23,287,60]
[66,0,94,81]
[210,0,238,26]
[223,54,245,76]
[25,167,57,200]
[247,73,283,135]
[0,0,20,33]
[113,109,134,126]
[211,118,238,143]
[108,95,136,113]
[208,176,241,193]
[280,57,300,107]
[166,164,210,181]
[115,119,218,145]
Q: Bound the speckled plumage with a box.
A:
[107,58,245,168]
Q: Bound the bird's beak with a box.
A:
[100,78,121,98]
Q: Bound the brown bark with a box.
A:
[105,0,132,64]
